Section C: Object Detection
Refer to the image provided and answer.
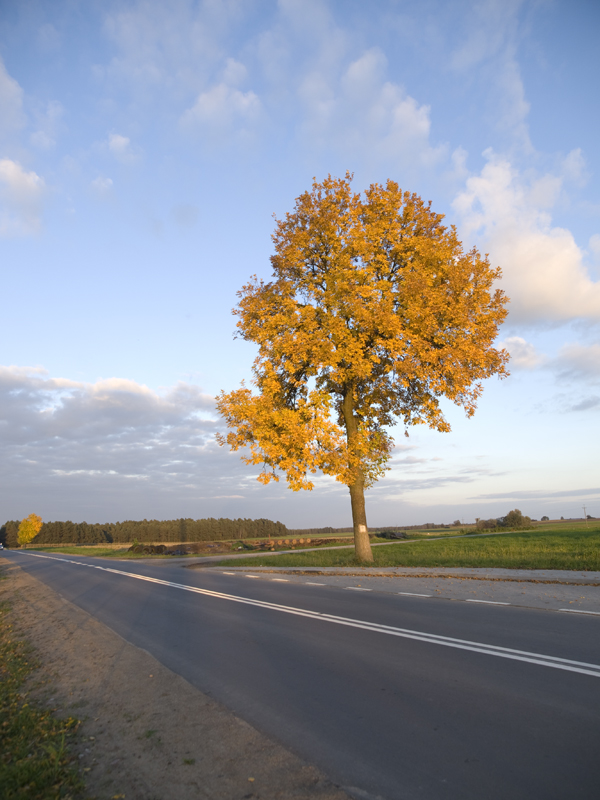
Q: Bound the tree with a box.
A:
[216,175,509,562]
[499,509,531,529]
[541,515,549,521]
[17,514,43,546]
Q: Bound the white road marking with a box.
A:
[305,582,326,585]
[222,572,236,575]
[272,579,289,582]
[245,575,260,578]
[345,587,372,591]
[559,609,600,616]
[398,592,432,597]
[18,552,600,678]
[466,599,510,605]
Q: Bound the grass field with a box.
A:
[24,546,173,558]
[0,598,83,799]
[216,526,600,571]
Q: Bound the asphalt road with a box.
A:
[6,550,600,800]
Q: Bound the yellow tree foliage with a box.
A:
[18,513,43,546]
[216,175,509,562]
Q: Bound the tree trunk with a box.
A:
[342,386,374,563]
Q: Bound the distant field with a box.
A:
[216,527,600,571]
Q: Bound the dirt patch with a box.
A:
[0,558,349,800]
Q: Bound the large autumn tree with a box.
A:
[217,175,509,562]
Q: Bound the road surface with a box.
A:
[6,549,600,800]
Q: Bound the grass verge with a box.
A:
[214,527,600,571]
[23,546,173,558]
[0,599,83,799]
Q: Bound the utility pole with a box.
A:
[583,506,588,526]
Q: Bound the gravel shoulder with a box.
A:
[0,558,349,800]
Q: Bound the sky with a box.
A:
[1,0,599,528]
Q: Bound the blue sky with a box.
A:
[1,0,599,527]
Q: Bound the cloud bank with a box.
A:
[453,151,600,323]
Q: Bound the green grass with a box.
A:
[23,546,187,558]
[0,600,84,799]
[215,527,600,571]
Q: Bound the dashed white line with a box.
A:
[272,578,289,582]
[398,592,432,597]
[559,609,600,616]
[305,582,326,586]
[466,599,510,606]
[245,575,260,579]
[345,587,372,591]
[222,572,236,575]
[16,551,600,678]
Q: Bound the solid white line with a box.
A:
[17,552,600,678]
[398,592,432,597]
[559,609,600,616]
[466,599,510,605]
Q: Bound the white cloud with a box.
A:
[180,83,261,136]
[562,148,587,185]
[30,100,64,150]
[552,343,600,382]
[222,57,247,86]
[297,47,444,168]
[453,151,600,323]
[100,1,233,92]
[0,365,217,463]
[449,0,522,71]
[0,159,45,236]
[501,336,544,369]
[107,132,139,163]
[0,365,259,519]
[0,57,25,145]
[37,23,61,52]
[449,1,530,149]
[90,176,113,195]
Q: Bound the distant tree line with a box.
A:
[0,517,289,547]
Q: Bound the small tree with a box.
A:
[17,514,43,546]
[217,175,509,562]
[499,509,531,529]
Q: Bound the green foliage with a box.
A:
[476,509,532,531]
[499,509,532,529]
[220,527,600,571]
[0,601,83,799]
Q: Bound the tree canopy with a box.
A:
[17,513,43,546]
[217,174,509,561]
